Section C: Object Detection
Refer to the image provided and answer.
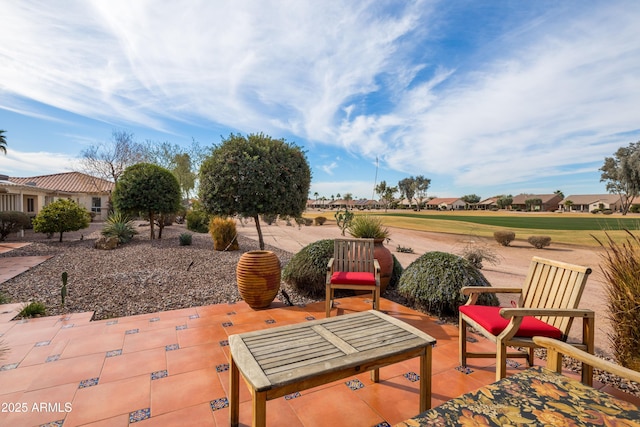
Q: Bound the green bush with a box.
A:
[348,215,389,239]
[0,211,31,241]
[630,204,640,214]
[282,239,334,298]
[387,255,404,290]
[102,212,138,243]
[398,251,498,317]
[186,209,210,233]
[19,301,46,318]
[261,213,278,225]
[32,199,91,242]
[0,292,9,304]
[493,230,515,246]
[527,235,551,249]
[314,216,327,226]
[209,216,239,251]
[179,233,192,246]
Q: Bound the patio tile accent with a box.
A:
[1,362,19,371]
[46,354,61,363]
[506,359,521,368]
[305,316,316,321]
[106,320,118,325]
[61,324,74,329]
[265,319,276,324]
[151,369,168,380]
[125,328,139,335]
[106,349,123,358]
[165,343,179,351]
[404,372,420,382]
[345,379,365,391]
[175,324,187,330]
[285,392,301,400]
[189,314,199,319]
[221,322,233,327]
[219,339,229,347]
[40,420,64,427]
[78,377,100,389]
[210,397,229,412]
[150,317,160,322]
[129,408,151,423]
[374,422,391,427]
[465,336,478,343]
[216,363,229,373]
[227,311,236,315]
[456,365,474,374]
[35,340,51,347]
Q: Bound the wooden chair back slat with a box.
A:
[521,257,591,334]
[333,239,375,273]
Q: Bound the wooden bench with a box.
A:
[229,310,436,427]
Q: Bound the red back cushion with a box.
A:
[459,305,562,339]
[330,271,376,286]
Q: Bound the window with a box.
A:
[26,197,35,213]
[91,197,102,214]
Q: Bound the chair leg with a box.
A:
[528,347,535,367]
[459,316,467,367]
[373,287,380,311]
[496,341,507,382]
[325,285,332,318]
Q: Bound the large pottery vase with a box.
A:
[236,250,281,309]
[374,238,393,295]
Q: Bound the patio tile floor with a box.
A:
[1,297,638,427]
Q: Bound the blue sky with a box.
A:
[1,1,639,201]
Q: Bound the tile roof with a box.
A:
[561,194,625,205]
[10,172,114,193]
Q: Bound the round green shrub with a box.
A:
[19,301,46,318]
[186,209,210,233]
[102,211,138,243]
[179,233,193,246]
[493,230,515,246]
[282,239,335,298]
[314,216,327,226]
[398,251,498,317]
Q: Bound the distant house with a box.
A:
[7,172,114,220]
[426,197,466,210]
[477,197,499,210]
[510,194,563,212]
[560,194,626,213]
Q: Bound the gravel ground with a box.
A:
[0,221,637,398]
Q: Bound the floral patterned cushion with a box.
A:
[396,366,640,427]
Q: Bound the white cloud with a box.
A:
[1,151,81,177]
[321,161,338,176]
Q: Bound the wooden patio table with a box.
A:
[229,310,437,427]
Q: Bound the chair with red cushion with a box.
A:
[326,238,380,317]
[459,256,594,384]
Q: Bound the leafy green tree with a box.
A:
[0,211,30,241]
[398,177,415,208]
[600,142,640,215]
[413,175,431,210]
[525,198,542,211]
[32,199,90,242]
[496,194,513,209]
[461,194,481,207]
[375,181,398,212]
[0,129,7,154]
[554,189,564,200]
[172,153,196,199]
[112,163,181,239]
[199,133,311,250]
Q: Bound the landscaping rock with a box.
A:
[94,236,119,250]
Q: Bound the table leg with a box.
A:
[420,346,432,412]
[252,391,267,427]
[230,355,240,427]
[370,368,380,382]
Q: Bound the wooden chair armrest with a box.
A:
[500,308,595,318]
[326,258,335,272]
[533,337,640,383]
[373,259,381,274]
[461,286,522,296]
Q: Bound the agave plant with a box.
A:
[102,211,138,243]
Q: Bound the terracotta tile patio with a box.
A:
[1,296,639,427]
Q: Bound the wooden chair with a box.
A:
[326,238,380,317]
[459,256,595,384]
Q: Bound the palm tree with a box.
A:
[0,130,7,154]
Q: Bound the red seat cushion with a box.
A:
[330,271,376,286]
[459,305,562,339]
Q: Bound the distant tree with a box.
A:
[398,177,416,209]
[564,199,574,211]
[79,130,146,184]
[0,129,7,154]
[343,193,353,209]
[172,153,196,200]
[461,194,481,208]
[554,190,564,200]
[199,133,311,250]
[413,175,431,210]
[375,181,398,212]
[600,142,640,215]
[32,199,90,242]
[525,198,543,211]
[496,195,513,209]
[112,163,182,239]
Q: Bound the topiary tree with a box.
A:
[0,211,31,241]
[199,133,311,250]
[398,251,498,317]
[112,163,181,239]
[32,199,91,242]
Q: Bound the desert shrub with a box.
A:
[282,239,335,298]
[209,216,239,251]
[493,230,515,246]
[458,240,500,269]
[102,212,137,243]
[179,233,192,246]
[396,245,414,253]
[595,231,640,370]
[0,211,31,241]
[314,216,327,226]
[261,213,278,225]
[19,301,46,318]
[398,251,498,317]
[0,292,9,304]
[304,217,313,226]
[602,209,613,215]
[630,204,640,214]
[186,209,210,233]
[387,255,404,290]
[527,235,551,249]
[348,215,389,239]
[33,199,90,242]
